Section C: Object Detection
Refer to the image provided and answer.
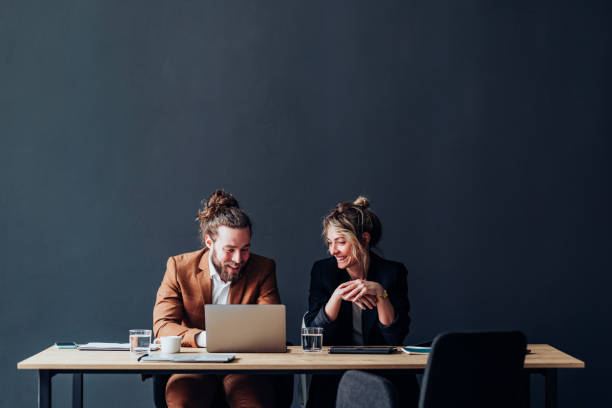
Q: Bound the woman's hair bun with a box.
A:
[353,196,370,208]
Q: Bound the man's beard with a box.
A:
[210,247,244,283]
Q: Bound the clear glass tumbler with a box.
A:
[129,329,151,353]
[301,327,323,352]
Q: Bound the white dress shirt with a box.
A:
[208,254,232,305]
[195,254,231,347]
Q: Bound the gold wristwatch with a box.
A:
[378,289,388,301]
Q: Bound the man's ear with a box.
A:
[362,232,371,248]
[204,235,213,249]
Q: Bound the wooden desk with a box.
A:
[18,344,584,408]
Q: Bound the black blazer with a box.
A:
[304,252,411,346]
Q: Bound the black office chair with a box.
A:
[419,331,527,408]
[335,370,399,408]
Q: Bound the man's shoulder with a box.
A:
[168,248,206,270]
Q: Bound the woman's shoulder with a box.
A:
[370,252,407,273]
[309,257,339,284]
[311,256,338,271]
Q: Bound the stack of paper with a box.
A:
[77,343,160,351]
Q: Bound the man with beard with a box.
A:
[153,190,281,408]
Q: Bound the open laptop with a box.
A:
[205,304,287,353]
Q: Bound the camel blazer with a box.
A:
[153,248,280,347]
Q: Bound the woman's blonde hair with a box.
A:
[322,196,382,272]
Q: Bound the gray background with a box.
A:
[1,0,610,406]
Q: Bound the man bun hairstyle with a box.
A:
[196,190,252,244]
[323,195,382,270]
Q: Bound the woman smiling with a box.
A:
[304,196,418,408]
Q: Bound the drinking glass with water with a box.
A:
[301,327,323,352]
[129,329,151,353]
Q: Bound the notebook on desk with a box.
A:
[139,353,235,363]
[205,304,286,353]
[329,346,397,354]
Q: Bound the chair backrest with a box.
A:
[336,370,398,408]
[419,331,527,408]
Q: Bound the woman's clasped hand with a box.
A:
[334,279,384,310]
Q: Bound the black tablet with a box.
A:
[328,346,397,354]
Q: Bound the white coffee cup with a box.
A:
[160,336,181,354]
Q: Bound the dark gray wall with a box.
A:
[2,1,610,406]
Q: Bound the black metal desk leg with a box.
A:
[521,371,531,408]
[72,373,83,408]
[38,370,51,408]
[545,368,557,408]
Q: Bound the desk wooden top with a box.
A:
[17,344,584,371]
